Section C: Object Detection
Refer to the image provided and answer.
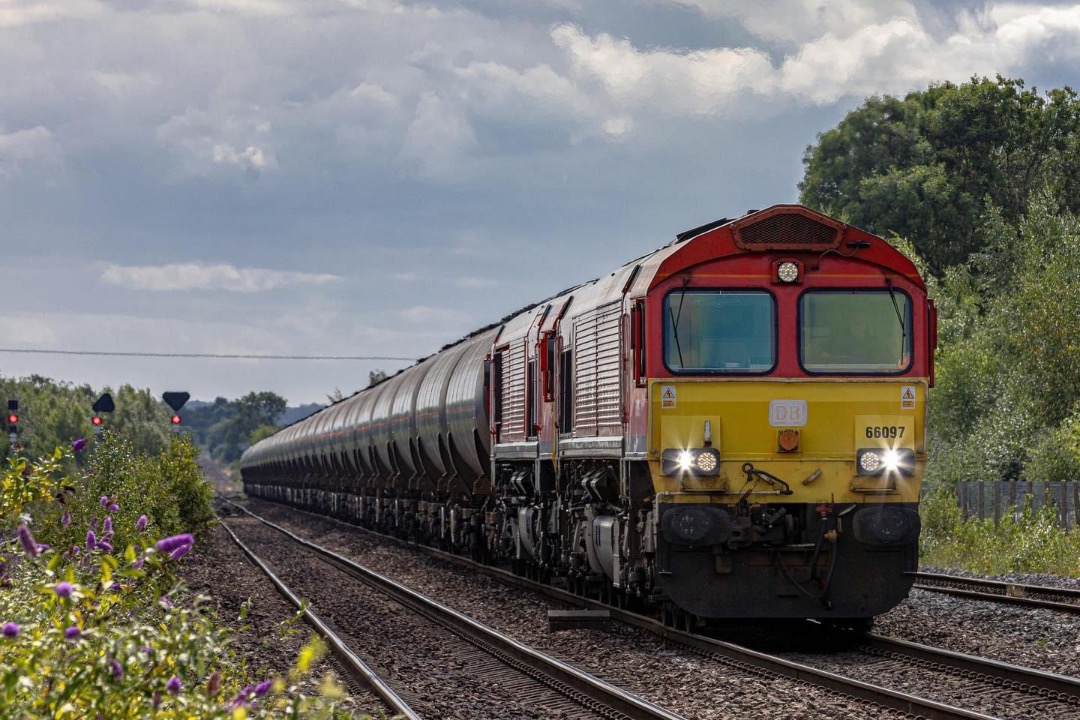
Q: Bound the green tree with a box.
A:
[800,76,1080,273]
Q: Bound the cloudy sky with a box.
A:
[1,0,1078,406]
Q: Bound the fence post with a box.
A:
[977,482,985,520]
[993,481,1002,523]
[1009,482,1018,520]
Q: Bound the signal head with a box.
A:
[171,414,182,425]
[91,416,104,427]
[7,413,17,425]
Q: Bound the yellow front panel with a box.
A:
[648,379,927,503]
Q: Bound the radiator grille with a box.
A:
[500,340,527,441]
[734,212,840,249]
[573,302,623,436]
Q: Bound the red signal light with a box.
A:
[91,416,104,427]
[171,414,182,425]
[7,413,17,425]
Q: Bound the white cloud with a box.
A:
[0,317,60,346]
[100,263,341,293]
[0,126,63,176]
[0,0,102,29]
[396,92,478,181]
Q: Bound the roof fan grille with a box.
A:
[737,214,840,248]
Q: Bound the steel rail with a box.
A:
[913,571,1080,614]
[217,519,420,720]
[223,500,685,720]
[231,498,995,720]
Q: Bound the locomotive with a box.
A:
[240,204,934,626]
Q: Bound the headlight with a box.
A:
[856,448,915,476]
[662,448,722,476]
[777,261,800,283]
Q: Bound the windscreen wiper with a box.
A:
[669,277,690,367]
[885,279,907,348]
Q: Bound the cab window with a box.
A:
[800,290,911,373]
[663,290,775,373]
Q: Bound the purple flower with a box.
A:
[169,544,191,561]
[36,544,50,553]
[110,658,123,679]
[136,515,148,532]
[98,541,113,553]
[72,438,87,452]
[54,582,73,598]
[65,626,80,640]
[166,676,181,695]
[17,525,38,558]
[2,622,18,638]
[254,679,273,697]
[86,529,97,551]
[108,504,119,513]
[70,545,81,556]
[159,597,173,609]
[131,557,145,570]
[61,513,71,527]
[100,496,108,507]
[156,534,194,554]
[103,517,113,534]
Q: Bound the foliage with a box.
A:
[0,448,361,719]
[800,76,1080,273]
[920,487,1080,576]
[0,375,172,462]
[184,392,289,464]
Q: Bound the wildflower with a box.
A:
[2,622,18,638]
[99,541,113,553]
[61,513,71,527]
[36,544,50,553]
[254,679,273,697]
[72,438,87,452]
[17,525,38,558]
[136,515,148,531]
[65,626,81,640]
[156,534,194,554]
[55,582,73,598]
[132,557,145,570]
[108,503,119,513]
[71,545,81,556]
[169,544,191,561]
[100,496,108,507]
[166,676,181,694]
[206,671,221,697]
[86,529,97,551]
[159,597,173,609]
[110,659,123,679]
[103,517,113,534]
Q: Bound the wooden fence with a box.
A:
[957,481,1080,529]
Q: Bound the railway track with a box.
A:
[218,505,684,720]
[913,571,1080,613]
[227,498,1024,720]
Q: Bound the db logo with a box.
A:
[769,400,807,427]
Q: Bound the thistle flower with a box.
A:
[100,496,108,507]
[17,525,38,558]
[156,534,194,553]
[166,676,181,694]
[108,503,119,513]
[72,438,87,452]
[54,582,73,598]
[169,544,191,561]
[61,513,71,527]
[254,679,273,697]
[86,529,97,551]
[98,541,113,553]
[136,515,148,531]
[103,517,113,534]
[65,626,81,640]
[2,622,18,638]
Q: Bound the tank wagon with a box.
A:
[241,204,936,626]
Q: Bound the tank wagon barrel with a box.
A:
[241,204,935,626]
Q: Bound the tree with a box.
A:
[800,76,1080,273]
[368,369,388,387]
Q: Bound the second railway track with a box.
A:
[218,507,684,720]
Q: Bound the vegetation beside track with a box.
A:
[0,437,360,719]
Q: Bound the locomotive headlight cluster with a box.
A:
[777,261,800,283]
[662,447,722,476]
[856,447,915,476]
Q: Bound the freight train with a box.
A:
[240,204,934,628]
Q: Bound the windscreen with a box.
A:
[663,290,775,373]
[800,290,911,373]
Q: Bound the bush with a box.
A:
[0,448,359,719]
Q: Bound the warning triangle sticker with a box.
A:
[902,388,915,400]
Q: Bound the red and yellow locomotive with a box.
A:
[241,204,934,624]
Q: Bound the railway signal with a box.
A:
[162,392,189,432]
[91,393,113,437]
[91,415,104,427]
[170,413,182,426]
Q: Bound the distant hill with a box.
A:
[278,403,324,426]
